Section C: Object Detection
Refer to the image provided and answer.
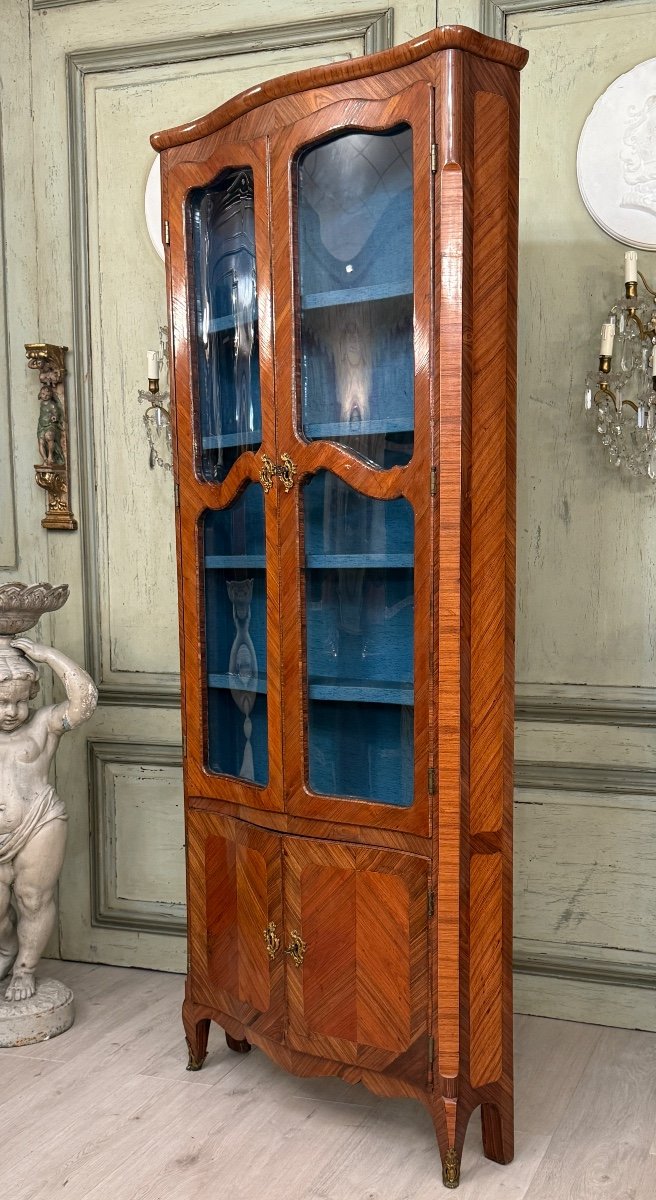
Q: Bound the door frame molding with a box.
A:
[480,0,629,39]
[65,10,394,708]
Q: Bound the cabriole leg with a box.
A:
[182,1000,210,1071]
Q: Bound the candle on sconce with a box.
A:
[147,350,159,381]
[651,342,656,379]
[625,250,638,284]
[600,323,615,357]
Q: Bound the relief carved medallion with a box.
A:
[578,58,656,249]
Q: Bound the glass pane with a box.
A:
[296,126,414,469]
[203,484,268,784]
[190,168,262,482]
[303,472,414,806]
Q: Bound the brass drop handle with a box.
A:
[259,452,297,493]
[284,930,307,968]
[263,921,280,960]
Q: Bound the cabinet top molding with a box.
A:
[150,24,528,151]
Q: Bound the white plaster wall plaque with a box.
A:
[145,156,164,262]
[577,58,656,249]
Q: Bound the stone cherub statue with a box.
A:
[0,585,97,1005]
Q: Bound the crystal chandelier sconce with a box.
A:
[138,326,173,472]
[585,250,656,478]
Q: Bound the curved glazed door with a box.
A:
[167,138,284,811]
[271,84,435,836]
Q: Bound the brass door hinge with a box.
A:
[430,465,437,495]
[182,733,187,757]
[431,144,438,173]
[428,889,435,919]
[428,766,436,795]
[164,220,170,245]
[174,482,180,508]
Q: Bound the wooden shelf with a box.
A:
[205,555,266,569]
[305,553,413,569]
[206,313,259,334]
[208,672,267,694]
[202,431,262,450]
[303,417,412,439]
[301,281,412,311]
[207,673,413,706]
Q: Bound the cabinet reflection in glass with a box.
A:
[303,472,414,806]
[296,124,414,470]
[190,168,262,482]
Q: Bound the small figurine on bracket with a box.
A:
[0,635,97,1002]
[36,383,65,467]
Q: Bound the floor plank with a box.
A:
[1,961,655,1200]
[523,1026,656,1200]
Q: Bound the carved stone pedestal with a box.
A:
[0,977,74,1047]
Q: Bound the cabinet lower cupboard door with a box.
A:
[283,837,430,1084]
[186,810,285,1038]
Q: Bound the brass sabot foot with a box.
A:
[185,1038,206,1072]
[442,1147,461,1189]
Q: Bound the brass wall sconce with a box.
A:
[25,343,78,530]
[138,326,172,472]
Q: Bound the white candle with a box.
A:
[651,343,656,376]
[625,250,638,284]
[147,350,159,380]
[600,323,615,357]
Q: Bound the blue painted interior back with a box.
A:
[302,472,415,806]
[308,700,414,807]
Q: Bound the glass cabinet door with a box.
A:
[203,485,269,785]
[296,125,414,470]
[169,140,282,810]
[272,87,433,836]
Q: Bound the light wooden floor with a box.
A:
[2,960,656,1200]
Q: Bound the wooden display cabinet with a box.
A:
[152,25,527,1188]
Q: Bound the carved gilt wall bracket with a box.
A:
[25,343,78,531]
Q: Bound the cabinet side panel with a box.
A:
[470,90,510,838]
[300,865,358,1043]
[205,834,238,995]
[236,843,270,1012]
[357,871,411,1053]
[469,852,503,1086]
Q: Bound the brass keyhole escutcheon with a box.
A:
[259,452,297,494]
[260,453,275,493]
[263,921,280,960]
[279,452,297,493]
[285,930,307,968]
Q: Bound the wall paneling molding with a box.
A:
[0,110,17,570]
[514,757,656,991]
[89,738,185,935]
[33,0,101,10]
[515,682,656,726]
